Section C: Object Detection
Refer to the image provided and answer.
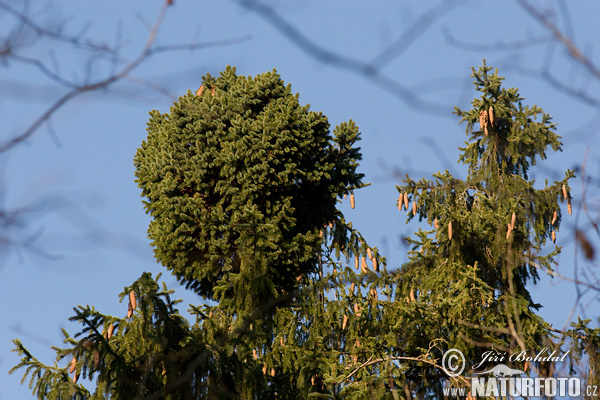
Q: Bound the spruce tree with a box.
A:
[133,66,363,307]
[11,67,370,399]
[12,63,595,400]
[390,61,575,394]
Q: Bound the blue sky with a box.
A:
[1,1,599,398]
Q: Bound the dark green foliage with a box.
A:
[11,273,204,399]
[393,61,575,388]
[134,66,364,299]
[12,64,599,400]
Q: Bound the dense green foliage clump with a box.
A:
[134,67,363,298]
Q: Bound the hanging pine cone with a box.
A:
[129,290,137,310]
[479,109,489,135]
[489,106,495,126]
[93,350,100,370]
[196,85,204,96]
[342,314,348,330]
[412,200,417,216]
[69,357,77,374]
[567,198,572,215]
[107,324,114,339]
[350,193,355,209]
[552,210,557,225]
[511,212,516,230]
[552,230,556,244]
[354,255,359,270]
[448,221,453,241]
[479,110,485,131]
[403,192,409,210]
[360,256,369,274]
[370,288,378,300]
[367,247,373,260]
[398,194,403,211]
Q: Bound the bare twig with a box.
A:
[443,27,552,53]
[518,0,600,80]
[528,259,600,295]
[0,3,250,153]
[368,2,463,70]
[238,0,454,116]
[507,65,600,107]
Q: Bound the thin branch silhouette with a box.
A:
[238,0,457,116]
[0,2,250,153]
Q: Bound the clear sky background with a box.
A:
[1,1,599,398]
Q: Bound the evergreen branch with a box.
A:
[134,291,296,400]
[457,332,512,354]
[10,339,90,399]
[458,319,511,336]
[548,325,588,342]
[344,354,470,387]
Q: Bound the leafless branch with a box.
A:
[517,0,600,80]
[442,27,552,53]
[0,2,250,153]
[507,64,600,107]
[443,1,600,109]
[529,259,600,295]
[0,199,63,265]
[368,2,462,70]
[580,149,600,239]
[238,0,457,116]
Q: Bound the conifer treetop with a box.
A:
[456,61,563,182]
[134,66,364,299]
[395,62,575,371]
